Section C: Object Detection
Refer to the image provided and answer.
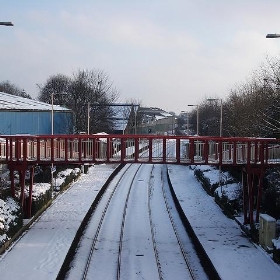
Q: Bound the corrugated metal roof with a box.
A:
[0,92,70,111]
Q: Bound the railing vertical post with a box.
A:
[15,138,21,161]
[265,141,269,163]
[135,137,139,162]
[218,139,222,165]
[149,138,153,162]
[65,138,68,162]
[6,138,9,161]
[78,138,82,162]
[107,137,111,162]
[8,137,13,161]
[190,138,194,164]
[121,138,125,162]
[247,141,251,165]
[91,138,96,162]
[37,138,41,162]
[23,138,27,161]
[259,141,264,165]
[233,141,237,165]
[19,169,26,212]
[44,140,48,159]
[176,138,180,163]
[81,138,87,159]
[254,140,258,164]
[50,138,54,162]
[204,140,209,164]
[57,138,61,159]
[163,138,166,163]
[27,166,34,218]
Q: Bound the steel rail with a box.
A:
[161,165,197,280]
[116,164,143,280]
[81,163,142,280]
[148,164,164,280]
[81,164,133,279]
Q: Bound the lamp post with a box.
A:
[0,22,13,26]
[187,104,199,135]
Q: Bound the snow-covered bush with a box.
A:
[0,197,22,246]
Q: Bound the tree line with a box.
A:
[3,54,280,138]
[186,55,280,138]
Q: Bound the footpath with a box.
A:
[0,164,118,280]
[167,165,280,280]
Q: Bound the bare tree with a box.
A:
[37,74,70,104]
[38,69,119,133]
[0,80,32,99]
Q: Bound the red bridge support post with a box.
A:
[8,163,30,218]
[27,166,34,218]
[242,166,265,225]
[19,168,26,213]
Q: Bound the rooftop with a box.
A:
[0,92,70,111]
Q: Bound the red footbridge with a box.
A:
[1,134,280,224]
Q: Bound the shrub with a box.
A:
[194,168,212,195]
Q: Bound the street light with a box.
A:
[266,33,280,38]
[0,22,13,26]
[187,104,199,135]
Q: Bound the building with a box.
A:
[110,104,139,134]
[0,92,73,135]
[137,107,175,135]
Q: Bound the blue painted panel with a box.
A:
[0,111,73,135]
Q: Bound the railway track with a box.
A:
[57,164,215,279]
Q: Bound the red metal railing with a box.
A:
[1,135,280,166]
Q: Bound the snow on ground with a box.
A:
[168,165,280,279]
[0,164,118,280]
[0,163,279,279]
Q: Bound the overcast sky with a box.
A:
[1,0,280,114]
